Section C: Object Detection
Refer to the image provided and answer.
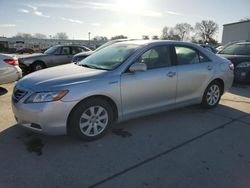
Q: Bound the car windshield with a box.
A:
[44,46,59,54]
[78,43,140,70]
[95,41,118,52]
[219,43,250,55]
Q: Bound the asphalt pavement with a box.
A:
[0,83,250,188]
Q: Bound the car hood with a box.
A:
[74,51,94,57]
[18,53,47,60]
[17,63,107,91]
[217,54,250,66]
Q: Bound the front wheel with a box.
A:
[69,98,114,141]
[201,81,222,108]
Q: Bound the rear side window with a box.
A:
[175,46,210,65]
[72,46,90,54]
[135,46,172,69]
[72,47,82,54]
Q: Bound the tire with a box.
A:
[68,98,114,141]
[201,81,222,109]
[30,62,45,72]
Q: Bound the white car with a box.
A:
[0,54,22,84]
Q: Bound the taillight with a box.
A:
[229,63,234,71]
[4,59,18,65]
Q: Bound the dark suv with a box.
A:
[217,42,250,83]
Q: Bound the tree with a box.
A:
[33,33,47,39]
[111,35,128,40]
[195,20,218,44]
[142,35,149,40]
[152,35,159,40]
[174,23,193,41]
[168,28,181,41]
[239,17,250,21]
[161,26,169,39]
[161,27,181,41]
[93,36,108,41]
[15,33,33,39]
[53,32,68,40]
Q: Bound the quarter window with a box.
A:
[135,46,172,69]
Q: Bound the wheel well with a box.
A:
[211,78,224,94]
[32,61,47,68]
[66,95,118,134]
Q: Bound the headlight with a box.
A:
[236,62,250,68]
[25,90,68,103]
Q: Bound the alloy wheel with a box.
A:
[79,106,108,137]
[206,84,220,106]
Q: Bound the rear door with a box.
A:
[173,45,215,103]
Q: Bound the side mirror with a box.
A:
[129,63,147,72]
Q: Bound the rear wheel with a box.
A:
[69,98,114,141]
[201,81,222,108]
[30,62,45,72]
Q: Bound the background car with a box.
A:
[199,44,217,53]
[18,45,92,73]
[72,39,136,63]
[217,41,250,83]
[16,48,34,54]
[12,40,233,141]
[0,54,22,84]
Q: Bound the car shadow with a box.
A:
[0,103,249,154]
[0,87,8,96]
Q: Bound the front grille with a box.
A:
[12,87,27,103]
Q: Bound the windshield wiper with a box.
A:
[79,64,109,70]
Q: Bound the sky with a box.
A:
[0,0,249,42]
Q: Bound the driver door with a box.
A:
[120,45,177,119]
[53,46,73,66]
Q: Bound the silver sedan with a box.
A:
[12,40,234,141]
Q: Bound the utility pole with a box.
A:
[88,32,91,47]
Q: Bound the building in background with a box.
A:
[222,20,250,45]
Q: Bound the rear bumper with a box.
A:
[0,66,22,84]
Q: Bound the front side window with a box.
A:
[44,46,58,54]
[72,47,85,54]
[61,47,70,55]
[175,46,209,65]
[135,46,172,69]
[219,43,250,55]
[79,44,140,70]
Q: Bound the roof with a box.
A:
[118,40,199,46]
[223,20,250,27]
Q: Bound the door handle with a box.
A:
[167,72,176,77]
[207,65,213,71]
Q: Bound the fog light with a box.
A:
[30,123,42,130]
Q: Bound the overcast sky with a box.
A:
[0,0,249,42]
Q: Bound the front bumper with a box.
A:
[12,87,78,135]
